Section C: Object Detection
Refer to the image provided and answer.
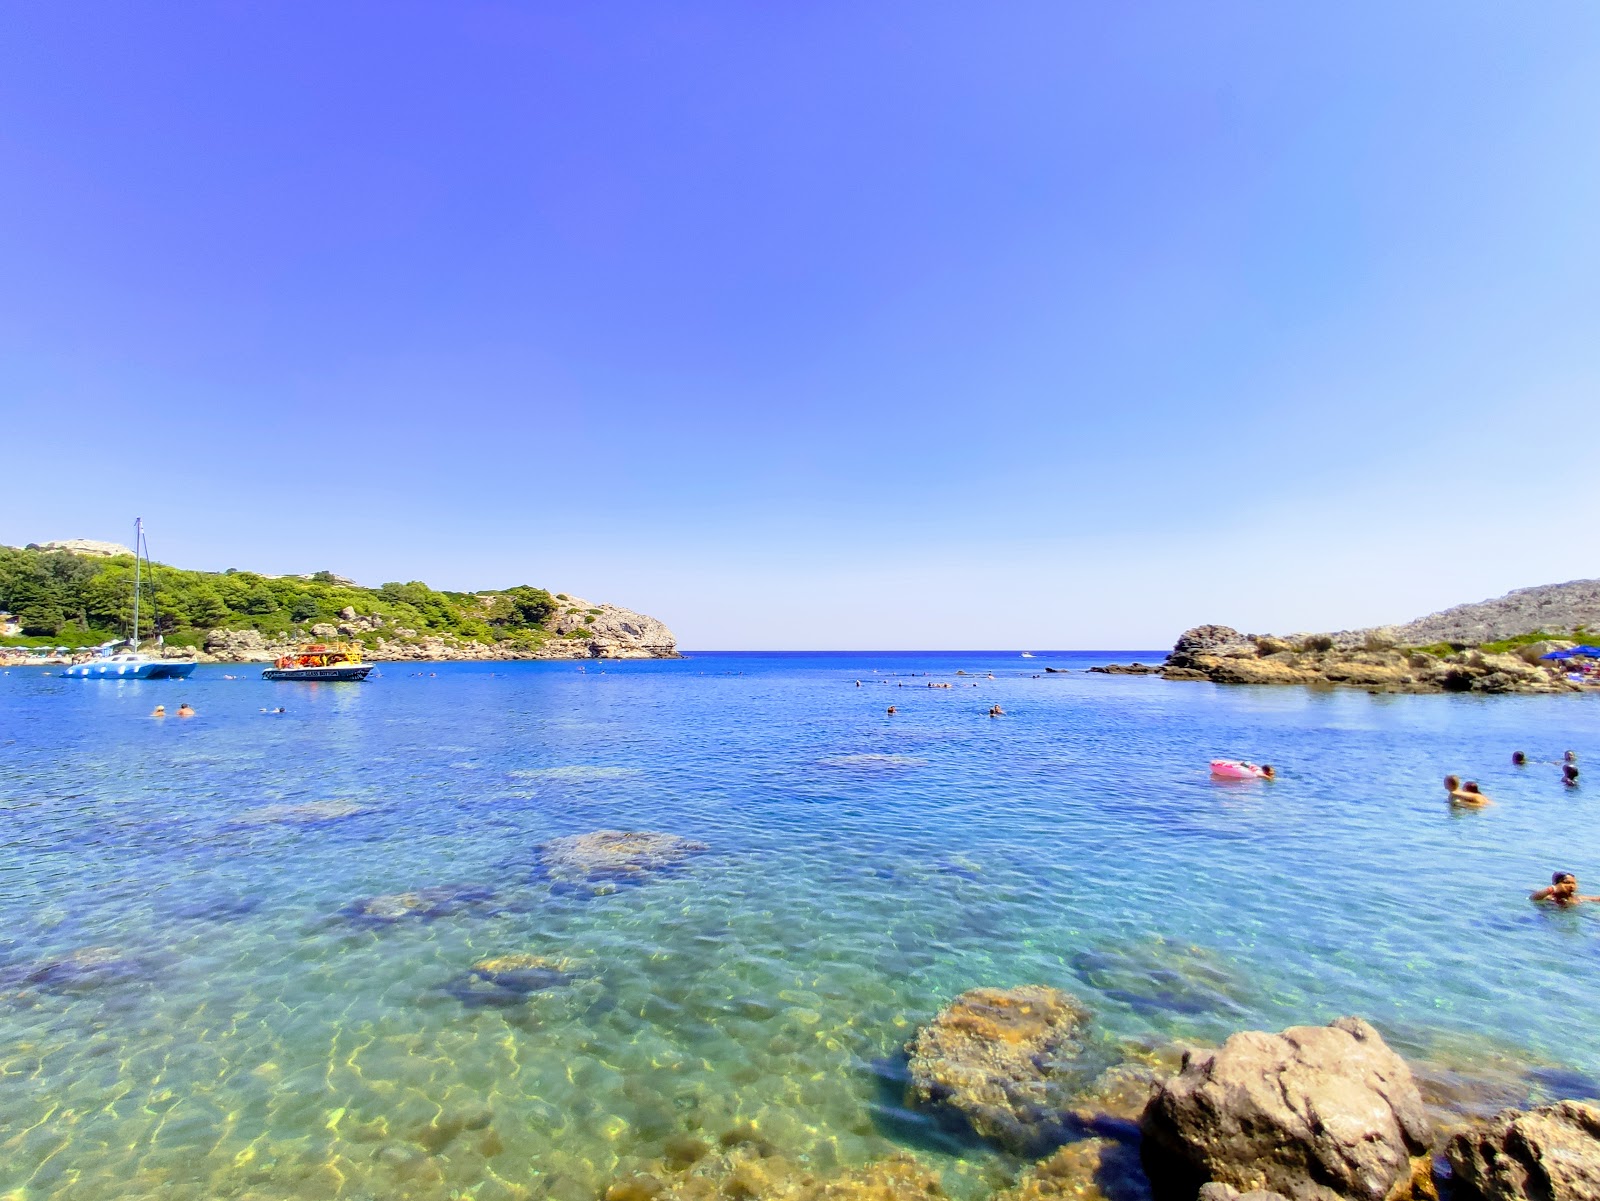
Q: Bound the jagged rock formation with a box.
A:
[545,595,679,658]
[1446,1100,1600,1201]
[1140,1017,1434,1201]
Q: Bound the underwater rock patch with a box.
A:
[447,953,580,1008]
[1071,937,1252,1019]
[817,754,926,770]
[537,830,708,886]
[995,1139,1152,1201]
[604,1143,944,1201]
[345,884,496,922]
[16,945,147,993]
[229,799,377,827]
[905,985,1095,1154]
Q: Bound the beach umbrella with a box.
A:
[1540,649,1578,660]
[1574,646,1600,657]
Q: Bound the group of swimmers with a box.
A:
[150,704,195,718]
[1446,751,1581,807]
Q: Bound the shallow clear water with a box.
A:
[2,651,1598,1201]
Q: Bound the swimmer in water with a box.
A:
[1566,750,1580,765]
[151,705,166,718]
[176,703,195,718]
[1565,763,1581,788]
[989,705,1005,717]
[1444,775,1490,806]
[886,706,897,715]
[1530,871,1600,906]
[1512,751,1528,766]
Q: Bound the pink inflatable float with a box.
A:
[1210,760,1274,780]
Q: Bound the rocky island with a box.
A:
[1149,580,1600,695]
[0,541,678,662]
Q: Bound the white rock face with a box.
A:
[38,539,135,558]
[546,596,678,658]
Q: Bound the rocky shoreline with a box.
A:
[1097,579,1600,695]
[598,976,1600,1201]
[1152,625,1587,695]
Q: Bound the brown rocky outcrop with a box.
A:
[906,985,1095,1153]
[1156,628,1578,695]
[1445,1101,1600,1201]
[1140,1017,1433,1201]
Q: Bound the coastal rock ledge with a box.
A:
[1145,580,1600,695]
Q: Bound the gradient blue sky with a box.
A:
[3,4,1597,648]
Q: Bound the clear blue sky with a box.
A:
[3,4,1597,648]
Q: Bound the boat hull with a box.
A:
[62,659,197,680]
[262,665,375,682]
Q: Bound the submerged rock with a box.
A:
[21,945,146,991]
[1446,1101,1600,1201]
[229,799,376,827]
[604,1144,943,1201]
[817,754,925,770]
[447,953,580,1007]
[1071,938,1253,1019]
[537,830,708,886]
[905,985,1096,1153]
[995,1139,1151,1201]
[346,884,496,923]
[1140,1017,1433,1201]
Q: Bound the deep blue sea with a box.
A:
[2,650,1599,1201]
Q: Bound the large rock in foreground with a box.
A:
[1446,1101,1600,1201]
[906,985,1093,1153]
[1140,1017,1432,1201]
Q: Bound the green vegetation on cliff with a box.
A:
[0,545,555,650]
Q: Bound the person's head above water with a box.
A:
[1462,781,1483,794]
[1554,871,1577,886]
[1512,751,1527,765]
[1444,774,1461,791]
[1566,751,1579,764]
[1260,765,1276,779]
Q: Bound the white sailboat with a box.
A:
[62,518,198,680]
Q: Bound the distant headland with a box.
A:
[1139,579,1600,694]
[0,541,677,662]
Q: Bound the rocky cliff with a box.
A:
[197,597,677,664]
[1155,579,1600,695]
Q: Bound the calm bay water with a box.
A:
[2,651,1599,1201]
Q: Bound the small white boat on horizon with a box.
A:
[1020,652,1035,658]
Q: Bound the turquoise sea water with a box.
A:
[2,651,1599,1201]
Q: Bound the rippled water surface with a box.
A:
[3,652,1599,1200]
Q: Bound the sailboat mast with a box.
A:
[132,516,142,653]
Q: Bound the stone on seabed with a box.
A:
[1446,1100,1600,1201]
[905,985,1094,1154]
[538,830,708,883]
[1139,1017,1434,1201]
